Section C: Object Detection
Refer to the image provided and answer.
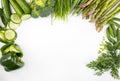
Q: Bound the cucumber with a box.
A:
[15,0,31,14]
[0,8,9,26]
[8,21,20,30]
[1,13,9,26]
[1,0,11,20]
[0,31,6,43]
[9,0,24,16]
[4,29,17,41]
[10,13,21,24]
[21,14,31,20]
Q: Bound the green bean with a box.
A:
[117,28,120,41]
[106,27,116,43]
[108,25,115,37]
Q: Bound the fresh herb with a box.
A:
[87,18,120,79]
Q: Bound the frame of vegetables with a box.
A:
[0,0,120,80]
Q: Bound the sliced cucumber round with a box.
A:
[10,13,21,24]
[8,21,20,30]
[21,14,31,20]
[4,29,17,41]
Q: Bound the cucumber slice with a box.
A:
[11,13,21,24]
[21,14,31,20]
[8,21,20,30]
[4,29,17,41]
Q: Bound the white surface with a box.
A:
[0,15,119,81]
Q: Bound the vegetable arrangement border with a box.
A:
[0,0,120,79]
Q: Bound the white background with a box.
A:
[1,16,119,81]
[0,1,120,81]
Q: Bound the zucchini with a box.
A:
[1,0,11,20]
[15,0,31,14]
[10,13,21,24]
[21,14,31,20]
[4,29,17,41]
[9,0,24,16]
[8,21,20,30]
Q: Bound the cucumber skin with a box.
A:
[0,7,9,26]
[15,0,31,14]
[1,0,11,21]
[9,0,24,16]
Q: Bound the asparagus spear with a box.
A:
[96,3,120,32]
[100,0,119,19]
[94,0,112,21]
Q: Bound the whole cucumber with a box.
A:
[1,0,11,20]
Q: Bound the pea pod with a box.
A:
[114,40,120,49]
[106,27,115,43]
[117,28,120,41]
[109,23,117,37]
[108,25,115,37]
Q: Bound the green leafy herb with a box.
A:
[87,18,120,79]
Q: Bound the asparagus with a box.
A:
[96,3,120,32]
[100,0,119,19]
[94,0,112,21]
[82,0,98,19]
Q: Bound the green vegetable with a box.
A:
[117,29,120,41]
[0,31,6,43]
[0,8,9,26]
[21,14,31,20]
[10,13,22,24]
[1,43,23,57]
[81,0,120,32]
[30,0,55,18]
[15,0,31,14]
[1,0,11,21]
[106,27,115,43]
[9,0,24,16]
[87,18,120,79]
[53,0,71,19]
[0,51,24,71]
[4,29,17,41]
[8,21,20,30]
